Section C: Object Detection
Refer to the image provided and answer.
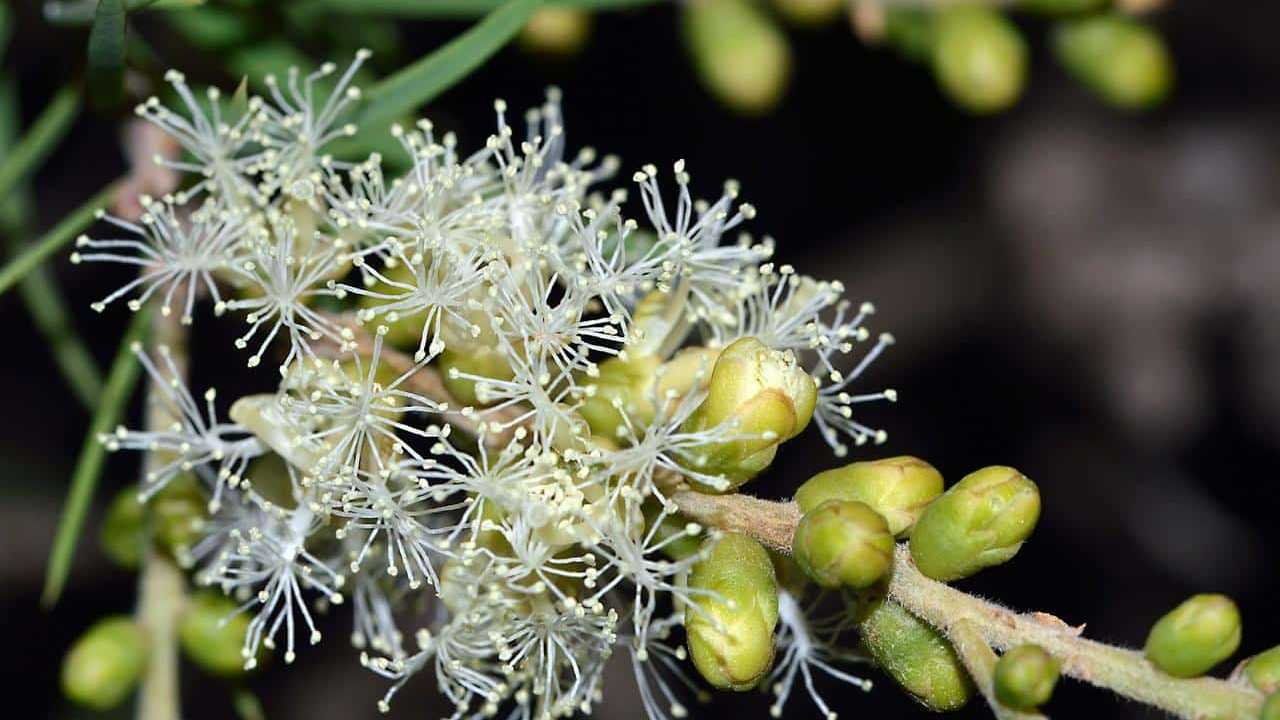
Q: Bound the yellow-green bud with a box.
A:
[683,0,792,115]
[685,533,779,691]
[62,617,149,710]
[772,0,843,26]
[994,644,1059,710]
[1263,693,1280,720]
[1245,646,1280,693]
[100,485,145,569]
[180,591,255,676]
[1054,15,1173,110]
[519,6,592,56]
[440,345,514,407]
[1144,594,1242,678]
[579,354,663,438]
[909,465,1040,581]
[793,499,894,589]
[795,456,944,537]
[932,7,1027,114]
[857,596,973,711]
[681,337,817,491]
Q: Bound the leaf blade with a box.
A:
[87,0,128,110]
[0,180,121,298]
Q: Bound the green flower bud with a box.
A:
[519,6,592,56]
[1263,693,1280,720]
[100,485,145,569]
[683,0,792,115]
[681,337,817,491]
[884,9,936,64]
[1144,594,1242,678]
[1245,646,1280,693]
[772,0,843,26]
[642,500,702,561]
[795,456,944,537]
[152,474,207,557]
[793,499,894,589]
[62,617,149,710]
[857,596,973,711]
[909,465,1040,581]
[440,345,514,408]
[580,354,663,437]
[685,533,779,691]
[1054,15,1173,110]
[994,644,1059,710]
[180,591,255,676]
[932,7,1027,114]
[1018,0,1109,15]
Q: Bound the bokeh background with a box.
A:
[3,1,1278,718]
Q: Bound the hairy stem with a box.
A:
[672,492,1265,720]
[951,620,1047,720]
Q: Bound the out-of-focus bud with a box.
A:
[793,499,894,589]
[857,596,973,711]
[681,337,817,491]
[152,475,207,557]
[932,7,1027,114]
[994,644,1060,710]
[685,532,779,691]
[580,354,662,437]
[100,485,145,569]
[1054,15,1172,109]
[180,591,255,676]
[440,345,514,408]
[519,6,592,56]
[795,456,944,537]
[772,0,842,26]
[1144,594,1242,678]
[1018,0,1109,14]
[62,617,149,710]
[909,466,1040,581]
[1245,646,1280,693]
[1263,693,1280,720]
[682,0,792,115]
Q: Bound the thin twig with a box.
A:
[951,620,1048,720]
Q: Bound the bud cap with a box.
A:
[793,499,894,589]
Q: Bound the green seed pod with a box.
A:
[994,644,1060,710]
[857,596,973,711]
[62,616,149,710]
[1054,15,1173,110]
[909,465,1041,581]
[685,533,779,691]
[1263,693,1280,720]
[1245,646,1280,693]
[683,0,792,115]
[100,485,145,569]
[1144,594,1242,678]
[680,337,817,491]
[932,7,1027,114]
[180,591,254,676]
[795,456,944,537]
[793,499,894,589]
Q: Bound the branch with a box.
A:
[670,492,1265,720]
[951,620,1048,720]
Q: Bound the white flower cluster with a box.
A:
[81,53,892,719]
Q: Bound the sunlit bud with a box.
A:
[1245,646,1280,694]
[683,0,792,114]
[994,644,1059,710]
[439,345,514,407]
[795,456,943,537]
[772,0,843,26]
[685,533,779,691]
[180,591,256,677]
[857,596,973,711]
[1144,594,1242,678]
[932,7,1027,114]
[681,337,817,490]
[100,485,145,569]
[909,465,1040,581]
[519,6,592,56]
[62,617,149,710]
[793,500,893,589]
[1054,15,1173,110]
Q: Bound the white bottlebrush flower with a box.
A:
[812,326,897,457]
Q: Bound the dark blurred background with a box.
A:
[3,1,1278,718]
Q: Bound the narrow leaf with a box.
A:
[41,307,152,608]
[87,0,128,110]
[0,180,121,298]
[0,84,81,210]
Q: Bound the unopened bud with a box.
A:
[793,500,894,589]
[683,0,792,115]
[795,456,943,537]
[994,644,1059,710]
[1263,693,1280,720]
[519,6,592,56]
[1144,594,1242,678]
[932,7,1027,114]
[685,533,779,691]
[1054,15,1173,110]
[100,485,145,569]
[152,474,207,556]
[772,0,843,26]
[857,596,973,711]
[62,617,149,710]
[180,591,255,677]
[439,345,514,407]
[580,354,663,437]
[1018,0,1108,14]
[681,337,817,490]
[909,465,1040,581]
[1245,646,1280,694]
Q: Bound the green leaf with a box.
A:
[87,0,128,110]
[0,180,122,298]
[42,307,152,608]
[0,84,81,213]
[304,0,655,17]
